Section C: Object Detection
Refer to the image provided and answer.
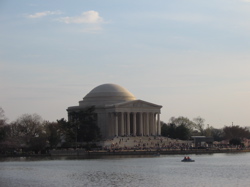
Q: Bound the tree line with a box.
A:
[0,107,101,154]
[1,106,250,154]
[161,116,250,146]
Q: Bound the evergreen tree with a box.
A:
[69,106,101,143]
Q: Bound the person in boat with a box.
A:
[182,156,194,162]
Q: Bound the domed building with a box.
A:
[67,83,162,138]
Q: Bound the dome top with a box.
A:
[79,83,136,107]
[86,83,135,96]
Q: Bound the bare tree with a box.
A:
[10,114,45,149]
[169,116,195,130]
[0,107,8,141]
[223,125,250,140]
[0,107,19,152]
[0,107,7,126]
[193,116,205,135]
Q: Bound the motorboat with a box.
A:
[181,157,195,162]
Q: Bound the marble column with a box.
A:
[139,112,143,136]
[157,113,161,136]
[146,113,149,136]
[127,112,130,136]
[115,112,118,136]
[121,112,124,136]
[133,112,136,136]
[143,113,146,135]
[151,113,155,135]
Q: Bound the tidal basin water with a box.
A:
[1,153,250,187]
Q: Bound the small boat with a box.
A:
[181,159,195,162]
[181,157,195,162]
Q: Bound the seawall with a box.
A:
[49,148,250,156]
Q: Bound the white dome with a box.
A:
[79,83,136,107]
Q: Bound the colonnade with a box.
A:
[108,112,161,137]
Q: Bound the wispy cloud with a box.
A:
[27,10,62,18]
[58,11,103,24]
[241,0,250,2]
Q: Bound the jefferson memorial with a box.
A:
[67,83,162,138]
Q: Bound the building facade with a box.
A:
[67,83,162,138]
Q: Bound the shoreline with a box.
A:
[1,148,250,158]
[81,148,250,156]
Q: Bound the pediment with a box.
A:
[108,100,162,109]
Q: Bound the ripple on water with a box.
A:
[68,170,160,187]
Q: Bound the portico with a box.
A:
[108,112,161,136]
[106,100,161,137]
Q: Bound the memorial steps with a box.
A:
[100,136,191,150]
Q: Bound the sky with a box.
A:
[1,0,250,128]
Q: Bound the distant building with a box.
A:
[191,136,214,147]
[67,83,162,138]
